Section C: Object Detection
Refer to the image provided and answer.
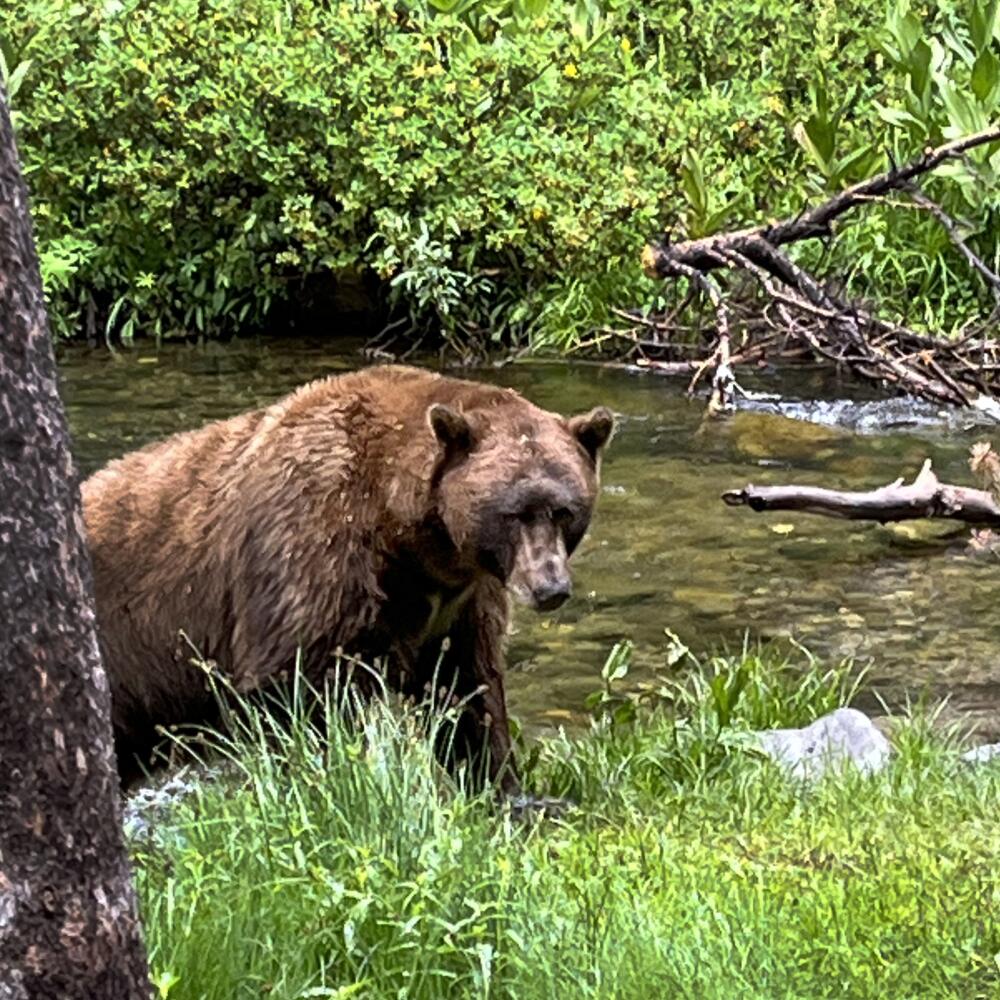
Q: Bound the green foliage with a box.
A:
[792,73,883,188]
[3,0,996,346]
[584,632,860,732]
[799,0,1000,335]
[0,45,32,104]
[2,0,886,346]
[566,635,862,802]
[131,647,1000,999]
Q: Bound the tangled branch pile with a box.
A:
[626,127,1000,416]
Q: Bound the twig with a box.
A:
[637,126,1000,412]
[656,257,736,411]
[905,185,1000,306]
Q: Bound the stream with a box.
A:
[58,338,1000,740]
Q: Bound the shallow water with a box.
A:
[59,339,1000,740]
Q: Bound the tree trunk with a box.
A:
[0,90,151,997]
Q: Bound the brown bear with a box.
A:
[82,364,613,793]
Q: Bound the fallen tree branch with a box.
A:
[636,125,1000,412]
[657,256,735,413]
[643,127,1000,279]
[722,459,1000,526]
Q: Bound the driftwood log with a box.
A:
[722,459,1000,527]
[633,126,1000,414]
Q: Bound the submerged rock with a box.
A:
[757,708,892,780]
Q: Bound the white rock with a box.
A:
[757,708,892,781]
[971,394,1000,422]
[960,742,1000,766]
[123,765,221,844]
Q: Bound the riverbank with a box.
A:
[130,649,1000,1000]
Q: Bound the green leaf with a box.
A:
[612,701,636,727]
[569,0,609,45]
[875,104,925,131]
[907,39,933,100]
[601,640,633,683]
[680,149,708,224]
[793,121,831,177]
[969,0,1000,53]
[705,204,735,233]
[708,673,731,727]
[939,79,988,133]
[888,7,924,57]
[426,0,468,12]
[153,970,181,999]
[830,143,882,186]
[0,55,30,99]
[517,0,551,16]
[971,48,1000,102]
[803,114,836,166]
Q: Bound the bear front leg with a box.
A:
[429,582,519,795]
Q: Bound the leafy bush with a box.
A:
[2,0,888,346]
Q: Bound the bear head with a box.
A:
[427,399,614,611]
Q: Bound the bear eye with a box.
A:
[517,509,537,525]
[553,507,573,525]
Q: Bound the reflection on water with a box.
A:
[58,339,1000,739]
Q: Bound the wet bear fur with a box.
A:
[82,365,613,791]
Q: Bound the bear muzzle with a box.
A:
[509,521,573,612]
[530,575,572,612]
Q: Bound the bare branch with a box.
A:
[636,127,1000,412]
[643,126,1000,278]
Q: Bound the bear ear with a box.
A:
[428,403,474,453]
[568,406,614,462]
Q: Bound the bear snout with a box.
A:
[531,575,572,612]
[509,521,574,612]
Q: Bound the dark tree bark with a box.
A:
[0,91,151,997]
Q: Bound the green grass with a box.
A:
[131,649,1000,1000]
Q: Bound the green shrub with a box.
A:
[4,0,995,347]
[2,0,888,346]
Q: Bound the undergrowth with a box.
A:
[5,1,997,348]
[131,643,1000,1000]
